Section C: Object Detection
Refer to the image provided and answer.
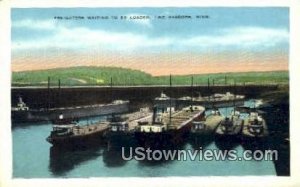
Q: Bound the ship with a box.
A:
[46,119,110,148]
[104,108,152,147]
[12,96,129,123]
[153,92,176,109]
[191,108,224,136]
[154,92,245,110]
[189,108,224,147]
[134,105,206,148]
[242,111,268,139]
[215,110,244,137]
[214,109,244,150]
[177,92,245,109]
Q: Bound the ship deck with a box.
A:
[215,117,244,135]
[165,108,205,130]
[124,110,153,131]
[242,118,268,138]
[204,115,224,131]
[71,122,110,136]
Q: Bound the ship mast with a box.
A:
[191,76,194,108]
[233,79,236,115]
[58,79,61,107]
[212,79,216,110]
[110,77,113,102]
[207,77,211,108]
[168,74,172,129]
[47,76,51,110]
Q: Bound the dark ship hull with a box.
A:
[155,98,245,110]
[105,131,136,147]
[12,101,129,123]
[46,122,110,148]
[134,124,192,148]
[135,107,205,148]
[47,130,107,148]
[214,118,244,150]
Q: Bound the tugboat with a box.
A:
[11,96,47,122]
[135,105,205,148]
[46,114,109,148]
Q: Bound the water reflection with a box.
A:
[214,136,240,151]
[188,134,214,150]
[49,144,105,176]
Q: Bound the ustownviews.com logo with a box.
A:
[121,147,278,161]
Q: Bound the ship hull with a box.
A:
[155,99,245,110]
[135,122,192,149]
[46,130,107,149]
[241,119,268,140]
[214,118,244,149]
[134,106,205,149]
[12,102,129,123]
[105,131,136,147]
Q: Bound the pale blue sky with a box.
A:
[12,7,289,55]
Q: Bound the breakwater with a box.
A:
[12,85,278,109]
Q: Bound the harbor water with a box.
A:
[13,101,277,178]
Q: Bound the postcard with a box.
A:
[1,0,300,187]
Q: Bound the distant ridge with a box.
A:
[12,66,288,86]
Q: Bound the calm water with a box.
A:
[13,101,277,178]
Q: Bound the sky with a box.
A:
[11,7,289,76]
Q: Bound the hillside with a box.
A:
[12,66,289,86]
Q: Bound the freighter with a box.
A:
[190,108,224,136]
[215,110,244,137]
[242,111,268,139]
[46,119,110,148]
[47,108,152,148]
[154,92,245,109]
[189,108,224,148]
[214,109,244,150]
[104,108,153,147]
[134,105,206,148]
[11,97,129,123]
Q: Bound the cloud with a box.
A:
[12,26,172,51]
[12,19,57,30]
[183,27,289,48]
[12,19,288,53]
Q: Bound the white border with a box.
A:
[1,0,300,187]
